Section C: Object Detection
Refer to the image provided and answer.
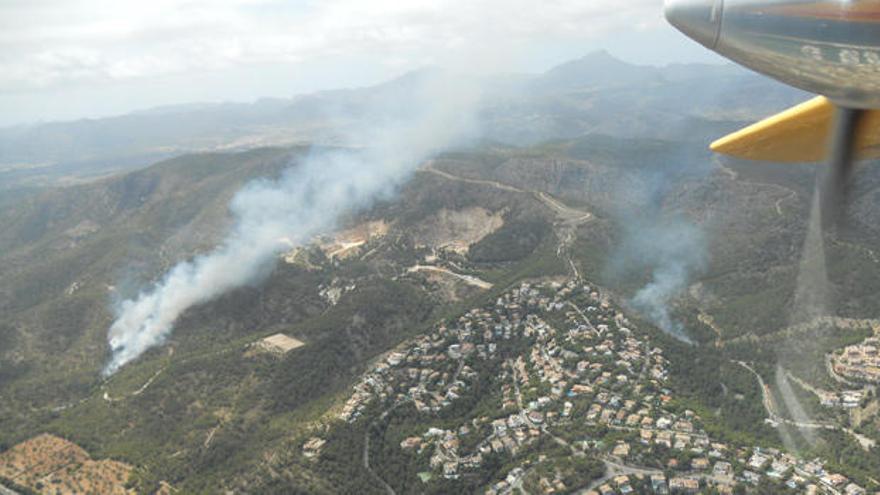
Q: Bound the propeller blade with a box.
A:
[821,106,865,229]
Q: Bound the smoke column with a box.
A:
[104,72,482,376]
[627,218,707,342]
[599,144,712,343]
[604,212,709,343]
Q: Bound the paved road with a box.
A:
[363,403,401,495]
[735,360,829,429]
[736,361,876,450]
[736,361,780,421]
[538,409,665,494]
[577,457,664,494]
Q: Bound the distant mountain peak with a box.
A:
[535,50,655,91]
[574,49,625,63]
[552,50,633,71]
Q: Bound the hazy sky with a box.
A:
[0,0,724,127]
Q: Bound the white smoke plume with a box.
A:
[104,72,482,376]
[611,216,707,343]
[632,256,698,343]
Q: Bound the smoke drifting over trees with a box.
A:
[104,72,483,375]
[613,216,708,342]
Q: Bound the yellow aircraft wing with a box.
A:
[710,96,880,163]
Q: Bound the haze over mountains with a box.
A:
[0,51,806,194]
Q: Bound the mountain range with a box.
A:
[0,51,807,193]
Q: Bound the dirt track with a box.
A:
[407,265,493,289]
[421,166,593,225]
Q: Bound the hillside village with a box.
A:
[306,278,876,495]
[832,336,880,385]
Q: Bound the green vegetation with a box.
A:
[663,338,781,448]
[522,453,605,492]
[812,430,880,488]
[775,326,871,389]
[3,120,880,493]
[469,216,551,263]
[270,280,433,414]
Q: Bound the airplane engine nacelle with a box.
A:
[665,0,880,109]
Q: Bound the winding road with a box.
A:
[715,159,798,220]
[735,361,876,450]
[421,164,593,283]
[421,166,593,226]
[363,402,400,495]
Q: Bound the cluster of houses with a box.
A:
[320,279,875,494]
[816,389,866,409]
[832,336,880,384]
[532,444,870,495]
[736,448,868,495]
[392,280,683,484]
[339,281,589,423]
[587,474,699,495]
[337,302,519,422]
